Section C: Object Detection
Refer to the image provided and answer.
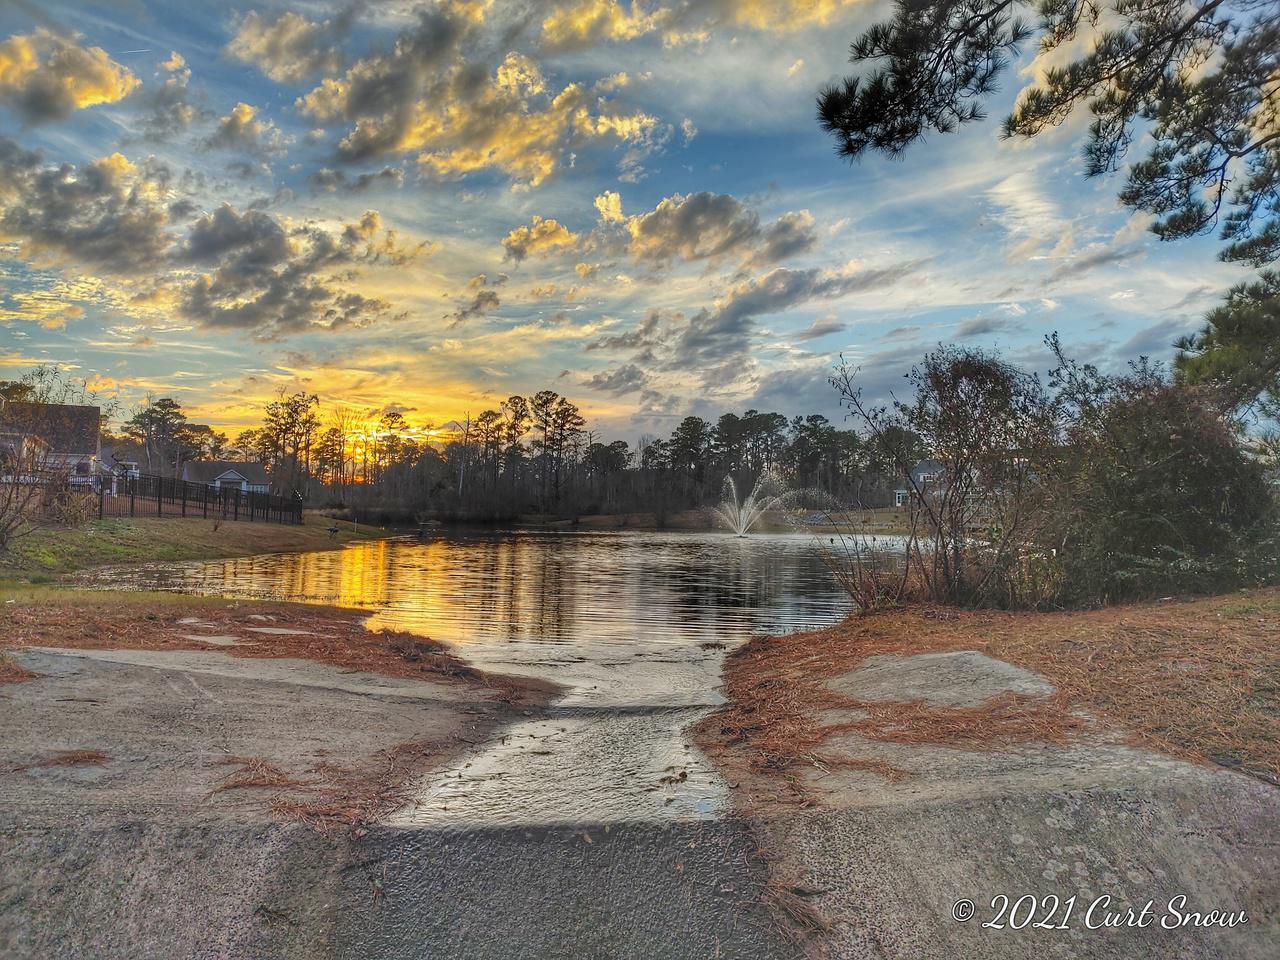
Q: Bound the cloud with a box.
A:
[1118,317,1200,358]
[625,191,758,264]
[308,166,405,194]
[0,29,139,123]
[447,288,500,327]
[542,0,670,49]
[175,206,421,339]
[297,10,658,186]
[954,313,1023,338]
[502,215,579,262]
[538,0,860,49]
[586,362,650,395]
[792,314,845,341]
[595,190,625,223]
[748,345,924,419]
[587,309,667,352]
[749,210,818,267]
[204,102,289,157]
[620,191,817,269]
[0,286,86,328]
[1047,242,1144,282]
[677,260,921,364]
[226,9,348,84]
[134,51,205,138]
[0,142,173,273]
[1165,285,1216,311]
[692,0,858,31]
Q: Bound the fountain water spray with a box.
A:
[712,471,790,536]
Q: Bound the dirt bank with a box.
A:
[695,589,1280,958]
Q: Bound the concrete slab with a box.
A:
[828,649,1056,707]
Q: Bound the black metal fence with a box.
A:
[92,473,303,525]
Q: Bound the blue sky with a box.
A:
[0,0,1249,441]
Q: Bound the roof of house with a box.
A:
[182,460,271,486]
[0,400,100,456]
[912,458,945,476]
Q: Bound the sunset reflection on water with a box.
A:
[106,530,852,648]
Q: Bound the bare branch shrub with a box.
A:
[830,347,1059,609]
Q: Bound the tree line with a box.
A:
[101,385,936,521]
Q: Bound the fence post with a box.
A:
[202,485,208,519]
[129,480,135,517]
[98,485,105,520]
[181,480,187,517]
[157,477,163,517]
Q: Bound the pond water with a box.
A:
[92,529,857,825]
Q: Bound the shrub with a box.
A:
[832,347,1060,609]
[829,342,1279,611]
[45,487,99,528]
[1046,374,1277,604]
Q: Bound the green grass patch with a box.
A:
[0,515,386,581]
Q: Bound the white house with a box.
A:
[181,460,271,493]
[894,458,946,507]
[0,400,101,484]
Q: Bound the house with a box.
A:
[0,400,101,483]
[181,460,271,494]
[894,458,946,507]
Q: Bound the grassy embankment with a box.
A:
[698,587,1280,804]
[0,514,386,583]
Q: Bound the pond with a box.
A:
[92,529,859,824]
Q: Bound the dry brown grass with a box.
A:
[209,756,311,795]
[12,749,108,771]
[696,588,1280,807]
[0,652,38,685]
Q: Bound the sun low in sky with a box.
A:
[0,0,1245,439]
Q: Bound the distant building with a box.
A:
[0,400,101,483]
[98,443,140,480]
[894,458,946,507]
[181,460,271,494]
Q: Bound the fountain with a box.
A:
[712,472,789,536]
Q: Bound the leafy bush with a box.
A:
[1045,363,1277,604]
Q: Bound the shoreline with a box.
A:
[0,522,803,959]
[0,515,389,585]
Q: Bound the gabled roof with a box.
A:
[182,460,271,486]
[0,401,100,456]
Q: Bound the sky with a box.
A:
[0,0,1251,442]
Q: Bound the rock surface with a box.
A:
[741,651,1280,959]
